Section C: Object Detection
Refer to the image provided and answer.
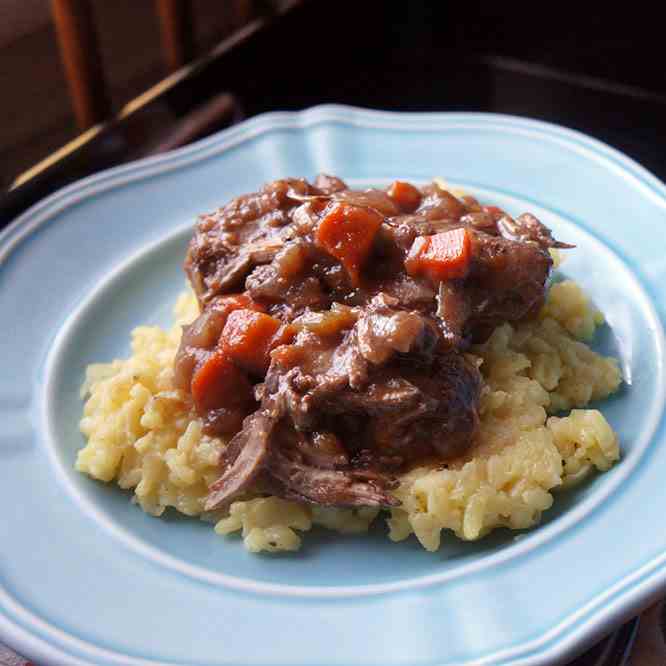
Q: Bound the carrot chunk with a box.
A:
[270,323,298,350]
[191,351,251,412]
[221,309,282,374]
[211,293,265,316]
[405,228,472,282]
[387,180,422,212]
[315,202,384,286]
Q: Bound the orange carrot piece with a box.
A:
[387,180,422,212]
[212,293,265,316]
[221,309,282,374]
[315,202,384,286]
[270,343,303,368]
[191,351,251,412]
[270,323,298,350]
[405,228,472,282]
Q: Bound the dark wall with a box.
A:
[295,1,663,94]
[445,2,664,93]
[177,0,664,177]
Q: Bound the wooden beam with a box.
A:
[51,0,111,129]
[155,0,195,73]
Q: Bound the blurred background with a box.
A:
[0,0,286,186]
[1,0,665,213]
[0,2,665,663]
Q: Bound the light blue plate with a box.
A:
[1,107,665,666]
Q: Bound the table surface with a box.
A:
[1,2,665,664]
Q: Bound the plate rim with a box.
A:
[37,180,665,601]
[2,105,666,666]
[3,105,666,257]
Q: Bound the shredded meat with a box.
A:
[185,179,313,306]
[205,412,273,510]
[176,175,571,509]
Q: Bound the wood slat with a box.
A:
[50,0,111,130]
[155,0,195,73]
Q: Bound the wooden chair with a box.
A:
[50,0,257,131]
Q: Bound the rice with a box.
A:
[77,280,621,552]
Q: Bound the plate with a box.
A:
[1,106,665,666]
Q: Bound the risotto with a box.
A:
[77,279,621,552]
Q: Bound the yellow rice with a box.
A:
[77,280,621,552]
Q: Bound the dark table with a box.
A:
[1,2,665,663]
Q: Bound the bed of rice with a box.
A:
[77,276,622,552]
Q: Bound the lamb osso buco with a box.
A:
[78,176,621,552]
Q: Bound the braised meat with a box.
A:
[176,176,570,509]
